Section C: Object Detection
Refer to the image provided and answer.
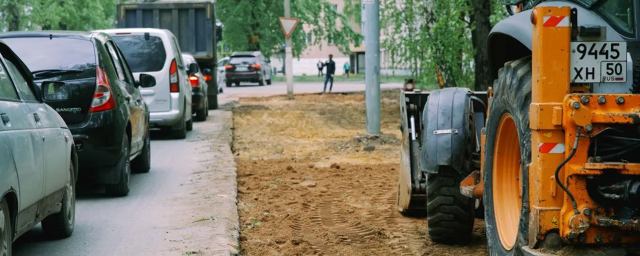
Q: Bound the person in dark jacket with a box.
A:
[323,54,336,93]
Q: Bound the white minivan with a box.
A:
[98,28,193,139]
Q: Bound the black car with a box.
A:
[0,31,156,197]
[225,51,273,86]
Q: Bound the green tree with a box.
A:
[217,0,363,58]
[0,0,117,31]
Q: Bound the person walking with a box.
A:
[343,62,351,78]
[323,54,336,93]
[317,60,324,77]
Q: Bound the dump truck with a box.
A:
[397,0,640,254]
[117,1,222,109]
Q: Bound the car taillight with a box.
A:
[170,59,179,92]
[189,75,199,87]
[250,64,261,70]
[225,64,235,71]
[89,67,117,112]
[203,74,213,82]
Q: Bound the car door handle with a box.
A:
[0,113,9,125]
[33,113,41,123]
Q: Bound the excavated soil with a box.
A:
[233,91,487,255]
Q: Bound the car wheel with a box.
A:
[226,81,232,87]
[171,112,187,139]
[259,74,266,86]
[0,199,11,256]
[186,115,194,131]
[132,124,151,173]
[267,78,272,85]
[105,135,131,197]
[195,100,207,122]
[42,160,76,238]
[205,98,209,117]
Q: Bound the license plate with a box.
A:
[570,42,627,83]
[236,66,248,72]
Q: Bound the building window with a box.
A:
[307,33,313,44]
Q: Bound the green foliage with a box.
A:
[382,0,507,89]
[217,0,363,58]
[0,0,118,31]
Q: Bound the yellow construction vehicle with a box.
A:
[398,0,640,254]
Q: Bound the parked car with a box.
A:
[0,31,156,197]
[99,28,194,139]
[0,40,77,252]
[216,57,229,92]
[226,52,273,87]
[182,54,209,121]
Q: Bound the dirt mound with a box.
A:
[331,133,400,152]
[233,90,486,255]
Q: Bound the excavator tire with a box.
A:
[426,167,474,245]
[483,56,532,256]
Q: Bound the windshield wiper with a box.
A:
[32,69,83,78]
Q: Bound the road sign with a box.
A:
[278,17,299,39]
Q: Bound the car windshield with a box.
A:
[2,37,96,80]
[229,56,257,65]
[112,35,167,73]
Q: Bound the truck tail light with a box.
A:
[89,67,117,112]
[189,75,199,87]
[169,59,179,92]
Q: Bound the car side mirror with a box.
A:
[138,74,156,88]
[266,59,271,64]
[41,81,69,101]
[203,68,212,75]
[188,63,199,75]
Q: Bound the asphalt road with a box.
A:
[219,81,403,105]
[12,127,207,256]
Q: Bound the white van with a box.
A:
[98,28,193,139]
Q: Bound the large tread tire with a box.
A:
[42,160,76,238]
[195,107,207,122]
[483,56,532,256]
[426,167,474,245]
[132,125,151,173]
[105,135,131,197]
[186,116,193,131]
[0,199,11,256]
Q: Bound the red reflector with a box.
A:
[189,75,199,87]
[203,75,212,82]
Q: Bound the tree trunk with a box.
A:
[472,0,492,91]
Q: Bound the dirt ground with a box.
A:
[233,90,487,255]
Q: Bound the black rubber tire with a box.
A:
[171,113,187,139]
[267,78,272,85]
[132,125,151,173]
[483,56,532,256]
[226,81,232,87]
[426,167,474,245]
[259,74,266,86]
[42,161,76,238]
[205,98,209,117]
[195,107,207,122]
[106,135,131,197]
[0,199,11,256]
[186,115,193,131]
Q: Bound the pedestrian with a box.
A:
[317,60,324,77]
[343,62,351,78]
[323,54,336,93]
